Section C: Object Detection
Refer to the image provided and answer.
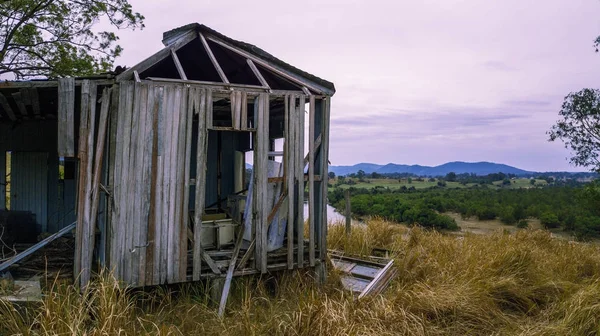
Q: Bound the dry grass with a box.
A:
[3,219,600,335]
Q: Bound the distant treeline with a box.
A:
[339,170,596,182]
[329,183,600,240]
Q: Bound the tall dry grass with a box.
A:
[2,219,600,335]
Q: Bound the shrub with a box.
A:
[517,220,529,229]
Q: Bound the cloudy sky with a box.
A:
[115,0,600,172]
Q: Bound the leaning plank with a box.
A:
[0,92,16,121]
[199,32,230,84]
[218,224,245,318]
[203,251,222,275]
[81,81,98,289]
[308,95,316,267]
[193,88,208,281]
[86,87,111,287]
[358,260,395,299]
[0,222,76,272]
[57,78,75,156]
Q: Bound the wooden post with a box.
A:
[345,189,351,235]
[193,88,208,281]
[254,93,269,273]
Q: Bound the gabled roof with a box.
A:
[118,23,335,95]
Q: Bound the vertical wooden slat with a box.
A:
[146,84,160,285]
[139,83,154,286]
[79,80,97,288]
[240,91,248,130]
[254,93,269,273]
[111,82,127,278]
[320,97,331,263]
[295,94,305,268]
[172,85,186,282]
[57,78,75,156]
[106,85,119,271]
[119,82,135,283]
[285,95,295,269]
[87,87,111,286]
[153,85,165,284]
[193,88,208,281]
[180,86,194,280]
[74,80,89,283]
[206,89,213,128]
[308,95,316,266]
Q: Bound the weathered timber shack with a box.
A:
[0,23,334,288]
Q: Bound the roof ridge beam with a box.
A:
[205,34,325,94]
[199,32,229,84]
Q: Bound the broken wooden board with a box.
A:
[0,280,42,303]
[329,250,397,299]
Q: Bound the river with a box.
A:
[303,203,361,224]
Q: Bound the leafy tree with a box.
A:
[407,177,412,184]
[328,171,335,179]
[356,170,366,179]
[445,172,457,182]
[0,0,144,79]
[549,89,600,171]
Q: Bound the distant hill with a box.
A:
[329,161,533,176]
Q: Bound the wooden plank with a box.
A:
[125,82,142,285]
[118,82,135,283]
[110,82,127,278]
[320,97,331,262]
[87,87,111,286]
[78,80,97,288]
[146,77,267,91]
[11,92,28,116]
[0,92,16,121]
[308,95,316,267]
[171,49,187,80]
[133,70,141,83]
[285,95,295,269]
[138,83,154,286]
[230,91,238,129]
[57,78,75,156]
[152,85,166,284]
[206,88,213,128]
[236,239,255,271]
[172,85,187,282]
[199,32,229,84]
[240,91,248,130]
[193,88,208,281]
[0,222,76,272]
[246,59,270,89]
[180,86,195,281]
[29,88,41,117]
[295,95,305,268]
[146,84,160,285]
[74,80,89,284]
[116,30,197,82]
[106,84,119,271]
[167,85,183,283]
[218,224,245,317]
[203,251,221,275]
[254,93,269,273]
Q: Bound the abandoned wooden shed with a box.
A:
[0,23,334,289]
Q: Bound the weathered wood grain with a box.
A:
[57,78,75,156]
[308,95,316,266]
[193,88,208,280]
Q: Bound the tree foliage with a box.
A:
[549,89,600,171]
[0,0,144,79]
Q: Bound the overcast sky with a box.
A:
[115,0,600,172]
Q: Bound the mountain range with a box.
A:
[329,161,533,176]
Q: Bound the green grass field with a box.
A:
[330,177,547,191]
